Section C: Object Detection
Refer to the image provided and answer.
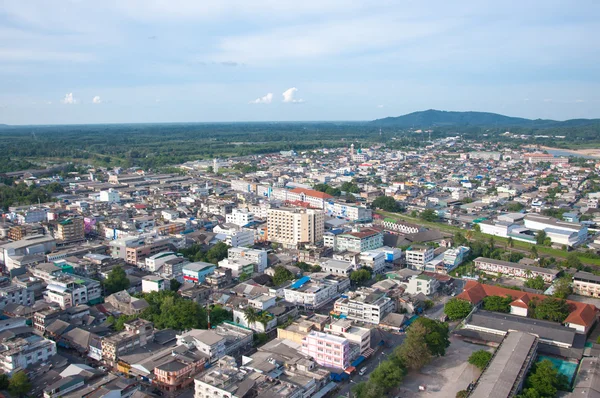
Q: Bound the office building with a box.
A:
[267,207,324,248]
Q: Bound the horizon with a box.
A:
[1,1,599,124]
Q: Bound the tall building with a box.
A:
[267,207,324,248]
[55,218,85,243]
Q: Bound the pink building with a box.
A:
[301,331,350,370]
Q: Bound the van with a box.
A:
[359,367,367,376]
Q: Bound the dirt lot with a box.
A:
[393,335,492,398]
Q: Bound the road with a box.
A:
[336,330,405,398]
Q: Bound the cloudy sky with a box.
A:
[1,0,599,124]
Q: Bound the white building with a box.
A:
[0,285,34,310]
[0,235,56,272]
[0,334,57,374]
[225,209,255,227]
[227,247,268,273]
[320,259,355,276]
[524,214,587,247]
[474,257,560,282]
[333,228,383,253]
[141,275,168,293]
[284,274,350,310]
[404,274,440,296]
[359,251,386,274]
[218,258,255,277]
[333,288,395,324]
[479,220,518,238]
[213,224,255,247]
[99,189,120,203]
[325,202,372,222]
[405,246,435,270]
[145,251,183,272]
[381,219,423,234]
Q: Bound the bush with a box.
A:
[468,350,493,370]
[444,298,472,320]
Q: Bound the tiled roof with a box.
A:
[290,187,333,200]
[457,281,598,328]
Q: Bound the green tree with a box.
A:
[369,359,406,391]
[530,245,538,259]
[524,275,545,290]
[372,196,401,212]
[522,359,569,397]
[353,381,385,398]
[508,236,514,248]
[535,230,547,245]
[395,322,432,371]
[46,182,65,193]
[482,295,513,313]
[566,252,583,270]
[272,266,294,285]
[238,272,251,282]
[243,306,259,325]
[8,371,31,398]
[103,266,130,295]
[0,373,9,390]
[209,305,233,326]
[444,298,472,320]
[420,209,438,222]
[552,276,573,299]
[507,202,524,212]
[414,317,450,357]
[169,278,182,292]
[350,268,372,285]
[468,350,493,370]
[456,390,469,398]
[473,224,481,233]
[205,242,230,264]
[530,297,570,323]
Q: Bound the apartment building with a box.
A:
[405,274,440,295]
[218,258,255,278]
[474,257,560,282]
[267,207,324,248]
[333,288,395,324]
[212,224,255,247]
[145,251,184,272]
[142,275,168,293]
[324,319,372,355]
[284,274,350,310]
[301,331,350,370]
[442,246,470,272]
[573,271,600,297]
[0,333,57,374]
[333,228,383,253]
[0,285,34,310]
[325,202,373,222]
[7,223,44,241]
[110,236,172,265]
[55,218,85,243]
[102,319,155,367]
[177,323,253,364]
[359,250,386,274]
[225,208,255,227]
[227,247,268,273]
[405,246,435,270]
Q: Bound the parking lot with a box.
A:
[393,335,492,397]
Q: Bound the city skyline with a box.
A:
[1,0,599,124]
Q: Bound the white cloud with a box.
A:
[377,104,384,108]
[249,92,273,104]
[575,99,585,103]
[92,95,102,104]
[543,98,553,102]
[282,87,304,103]
[62,93,77,104]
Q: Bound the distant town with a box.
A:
[1,136,600,398]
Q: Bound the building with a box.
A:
[381,218,423,234]
[7,223,44,241]
[523,153,569,164]
[457,281,597,333]
[404,274,440,296]
[105,290,149,316]
[333,288,394,324]
[524,214,588,247]
[287,187,333,210]
[441,246,470,272]
[110,236,172,266]
[212,224,255,248]
[102,319,155,367]
[218,258,255,278]
[99,188,120,203]
[182,262,216,284]
[55,218,85,243]
[45,277,90,309]
[227,247,268,273]
[405,246,435,270]
[145,251,183,272]
[469,331,538,398]
[0,333,57,374]
[267,207,324,248]
[324,320,372,355]
[225,209,255,227]
[359,250,386,274]
[320,259,355,277]
[284,274,350,310]
[141,275,168,293]
[325,202,372,222]
[301,331,350,370]
[0,285,34,310]
[573,271,600,297]
[0,234,56,272]
[474,257,560,282]
[177,323,253,364]
[333,228,383,253]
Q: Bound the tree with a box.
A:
[454,232,468,246]
[395,322,432,371]
[535,230,547,245]
[566,252,583,270]
[420,209,438,222]
[473,224,481,234]
[243,306,259,325]
[353,381,385,398]
[210,305,233,326]
[507,236,514,248]
[238,272,251,282]
[444,298,472,320]
[507,202,524,212]
[8,371,31,398]
[414,317,450,357]
[465,230,474,241]
[456,390,469,398]
[522,359,569,397]
[0,373,9,390]
[553,276,573,299]
[530,297,570,323]
[482,295,513,313]
[272,266,294,286]
[369,359,406,391]
[350,268,372,285]
[103,266,130,295]
[530,245,538,259]
[169,278,182,292]
[524,275,545,290]
[205,242,229,264]
[372,196,401,212]
[468,350,493,370]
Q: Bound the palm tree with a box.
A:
[507,237,514,248]
[530,245,538,259]
[243,307,259,326]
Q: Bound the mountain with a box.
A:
[371,109,600,128]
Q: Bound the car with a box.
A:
[359,367,367,376]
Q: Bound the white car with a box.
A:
[359,367,367,376]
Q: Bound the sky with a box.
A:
[0,0,599,125]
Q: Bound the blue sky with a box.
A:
[0,0,599,124]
